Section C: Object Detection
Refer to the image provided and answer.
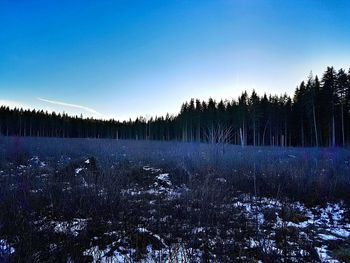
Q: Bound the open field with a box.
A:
[0,137,349,262]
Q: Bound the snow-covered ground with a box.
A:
[87,165,350,262]
[1,152,349,262]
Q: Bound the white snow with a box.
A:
[192,227,205,234]
[52,218,88,237]
[83,243,128,263]
[315,246,339,263]
[75,168,84,174]
[230,195,349,261]
[156,173,172,186]
[318,234,338,241]
[0,239,15,255]
[122,167,187,200]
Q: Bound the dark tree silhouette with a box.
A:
[1,66,349,147]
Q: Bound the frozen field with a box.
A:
[0,137,349,262]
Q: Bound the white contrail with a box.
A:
[37,97,101,116]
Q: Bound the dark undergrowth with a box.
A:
[0,136,349,262]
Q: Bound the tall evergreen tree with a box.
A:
[336,68,348,146]
[321,67,337,146]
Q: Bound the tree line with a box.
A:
[1,66,349,147]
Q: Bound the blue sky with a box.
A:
[1,0,350,120]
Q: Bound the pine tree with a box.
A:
[336,68,348,146]
[321,67,337,146]
[249,90,261,146]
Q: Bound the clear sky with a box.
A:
[1,0,350,120]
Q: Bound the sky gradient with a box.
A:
[1,0,350,120]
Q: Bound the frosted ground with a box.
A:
[0,137,349,262]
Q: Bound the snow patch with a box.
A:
[52,218,88,236]
[0,239,15,255]
[75,168,84,174]
[315,246,339,263]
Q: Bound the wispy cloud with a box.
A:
[37,97,101,116]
